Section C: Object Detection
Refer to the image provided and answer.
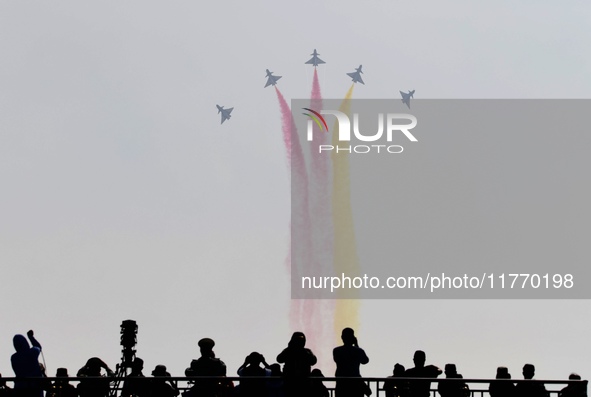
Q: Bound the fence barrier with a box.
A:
[0,376,586,396]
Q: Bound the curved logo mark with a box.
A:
[302,108,329,132]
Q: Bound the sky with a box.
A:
[1,0,591,389]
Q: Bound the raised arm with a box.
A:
[27,330,41,351]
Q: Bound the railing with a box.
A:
[0,376,586,396]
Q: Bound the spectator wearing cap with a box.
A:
[47,368,77,397]
[437,364,469,397]
[489,366,516,397]
[149,365,179,397]
[185,338,228,397]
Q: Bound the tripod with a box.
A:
[109,320,138,397]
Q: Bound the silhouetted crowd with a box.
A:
[1,328,586,397]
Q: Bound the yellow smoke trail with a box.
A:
[332,84,360,339]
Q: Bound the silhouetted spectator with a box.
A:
[149,365,179,397]
[276,332,317,397]
[559,373,587,397]
[333,328,370,397]
[266,364,284,397]
[121,358,148,397]
[489,367,515,397]
[310,369,329,397]
[185,338,229,397]
[515,364,549,397]
[11,330,44,397]
[437,364,469,397]
[76,357,114,397]
[404,350,442,397]
[383,363,408,397]
[237,352,271,397]
[0,373,13,397]
[47,368,77,397]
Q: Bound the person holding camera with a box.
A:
[333,328,370,397]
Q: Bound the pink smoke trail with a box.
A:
[276,87,292,163]
[275,87,317,346]
[309,69,332,275]
[307,69,336,372]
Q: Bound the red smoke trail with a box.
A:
[309,69,332,274]
[276,87,292,162]
[275,87,317,342]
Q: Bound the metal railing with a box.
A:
[0,376,586,396]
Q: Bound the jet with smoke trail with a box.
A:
[347,65,364,84]
[305,49,325,67]
[264,69,282,88]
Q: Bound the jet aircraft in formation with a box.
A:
[218,51,415,124]
[347,65,364,84]
[216,105,233,124]
[400,90,415,108]
[305,49,325,67]
[264,69,282,88]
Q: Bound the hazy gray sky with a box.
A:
[1,0,590,385]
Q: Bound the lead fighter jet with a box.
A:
[264,69,282,88]
[347,65,364,84]
[400,90,415,108]
[305,49,325,67]
[216,104,233,124]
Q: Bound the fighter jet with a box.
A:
[400,90,415,108]
[347,65,364,84]
[264,69,282,88]
[305,49,325,67]
[216,104,233,124]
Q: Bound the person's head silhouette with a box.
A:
[152,365,171,377]
[246,352,264,366]
[56,368,69,377]
[288,332,306,349]
[569,373,581,380]
[86,358,104,375]
[198,338,215,358]
[522,364,535,380]
[413,350,426,368]
[341,328,356,346]
[131,358,144,373]
[311,368,324,377]
[393,363,405,376]
[495,367,511,379]
[444,364,458,377]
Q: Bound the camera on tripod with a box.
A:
[120,320,138,368]
[109,320,139,397]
